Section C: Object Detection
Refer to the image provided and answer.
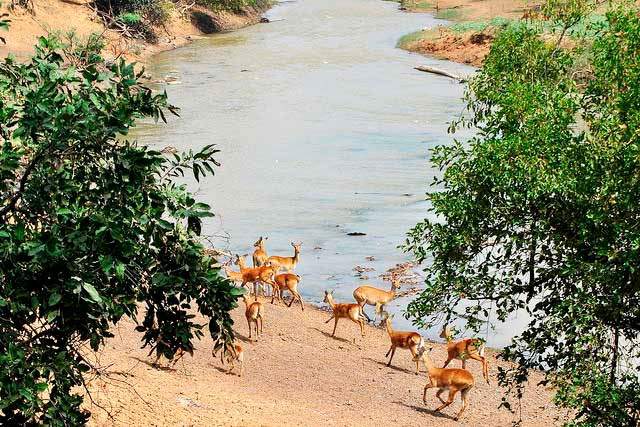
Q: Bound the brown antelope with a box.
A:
[252,236,269,267]
[384,315,424,374]
[213,342,244,377]
[415,345,474,421]
[235,254,277,300]
[267,242,301,273]
[147,320,193,368]
[322,290,365,338]
[353,278,400,323]
[441,325,489,384]
[151,346,193,368]
[271,273,305,310]
[242,295,264,341]
[222,265,244,286]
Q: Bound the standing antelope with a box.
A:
[415,345,475,421]
[353,279,400,323]
[271,273,305,310]
[242,295,264,341]
[252,236,269,267]
[384,315,424,374]
[235,254,277,300]
[441,325,489,384]
[322,290,365,338]
[213,342,245,377]
[223,265,244,286]
[267,242,301,273]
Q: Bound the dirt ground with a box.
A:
[84,298,568,426]
[398,0,529,66]
[0,0,267,62]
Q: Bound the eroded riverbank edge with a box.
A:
[395,0,528,66]
[0,0,273,64]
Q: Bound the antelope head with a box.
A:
[323,289,334,304]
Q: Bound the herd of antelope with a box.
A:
[216,236,490,421]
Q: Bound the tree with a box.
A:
[405,2,640,425]
[0,33,241,424]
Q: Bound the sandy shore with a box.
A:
[85,297,567,426]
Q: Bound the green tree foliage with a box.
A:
[405,2,640,425]
[0,34,240,424]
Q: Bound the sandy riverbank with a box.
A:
[397,0,528,66]
[84,297,567,426]
[0,0,270,63]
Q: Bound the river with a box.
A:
[134,0,523,347]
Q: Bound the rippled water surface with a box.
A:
[135,0,524,347]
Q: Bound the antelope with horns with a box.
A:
[242,295,264,341]
[252,236,269,267]
[235,254,277,300]
[213,342,245,377]
[267,242,302,273]
[353,278,400,323]
[441,325,489,384]
[384,315,424,374]
[271,273,305,311]
[323,290,366,338]
[414,345,475,421]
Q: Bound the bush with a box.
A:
[0,33,239,424]
[118,12,142,25]
[405,2,640,425]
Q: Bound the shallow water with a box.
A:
[135,0,523,347]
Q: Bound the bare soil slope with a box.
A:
[0,0,267,62]
[85,299,566,426]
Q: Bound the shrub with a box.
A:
[0,33,239,424]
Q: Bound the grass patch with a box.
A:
[401,0,434,11]
[396,29,431,48]
[434,7,465,21]
[448,16,514,33]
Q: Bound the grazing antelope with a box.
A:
[271,273,305,310]
[353,278,400,323]
[322,290,365,338]
[384,315,424,374]
[252,236,269,267]
[415,345,475,421]
[242,295,264,341]
[235,254,277,300]
[213,342,245,377]
[441,325,489,384]
[267,242,302,273]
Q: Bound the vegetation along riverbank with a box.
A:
[0,0,272,62]
[395,0,607,66]
[2,0,640,425]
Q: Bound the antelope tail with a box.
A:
[479,343,485,357]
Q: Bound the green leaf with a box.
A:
[48,292,62,306]
[82,282,103,304]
